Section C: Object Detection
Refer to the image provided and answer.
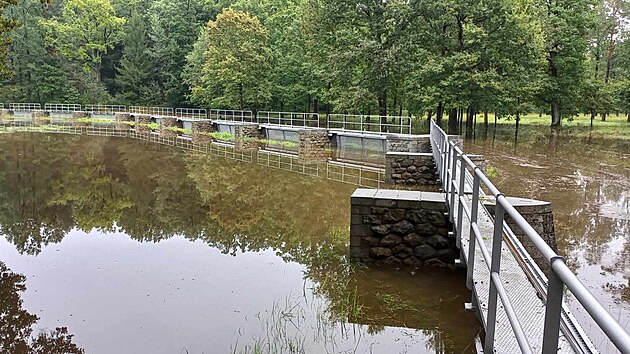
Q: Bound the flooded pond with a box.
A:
[0,133,480,353]
[467,125,630,352]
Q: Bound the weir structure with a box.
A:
[1,103,630,353]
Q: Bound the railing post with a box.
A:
[542,256,565,353]
[456,154,466,248]
[466,169,481,290]
[441,138,449,193]
[449,148,459,222]
[485,196,505,354]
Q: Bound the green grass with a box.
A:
[77,118,115,124]
[456,113,630,140]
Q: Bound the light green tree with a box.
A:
[40,0,125,82]
[187,8,272,109]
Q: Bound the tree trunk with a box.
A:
[436,102,444,127]
[238,83,244,110]
[307,94,311,113]
[484,111,489,128]
[550,101,561,128]
[465,107,473,136]
[378,90,387,131]
[591,110,595,128]
[448,108,458,135]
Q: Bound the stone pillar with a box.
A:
[350,189,455,267]
[71,111,90,127]
[192,121,214,144]
[134,114,152,133]
[466,154,487,175]
[160,117,178,138]
[115,112,132,130]
[32,110,50,126]
[484,197,558,272]
[385,152,439,188]
[234,123,260,151]
[0,109,14,124]
[298,129,330,164]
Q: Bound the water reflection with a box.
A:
[0,261,84,353]
[0,133,480,353]
[467,124,630,350]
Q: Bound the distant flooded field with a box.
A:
[467,123,630,352]
[0,133,480,353]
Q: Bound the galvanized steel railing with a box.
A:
[257,111,320,127]
[209,109,254,122]
[9,103,41,111]
[327,114,412,134]
[44,103,81,113]
[429,119,630,353]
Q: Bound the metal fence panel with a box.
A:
[10,103,41,111]
[327,114,412,134]
[175,108,207,119]
[209,109,254,122]
[257,111,320,127]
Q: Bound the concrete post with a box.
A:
[484,196,558,272]
[32,110,50,126]
[298,128,330,164]
[115,112,132,131]
[234,123,260,152]
[192,121,214,144]
[134,114,152,133]
[71,111,90,127]
[160,117,179,138]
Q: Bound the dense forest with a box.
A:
[0,0,629,129]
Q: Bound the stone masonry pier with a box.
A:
[350,189,457,267]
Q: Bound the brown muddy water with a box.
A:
[467,126,630,353]
[0,133,481,354]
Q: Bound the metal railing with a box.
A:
[10,103,41,111]
[129,106,174,116]
[257,111,320,127]
[429,119,630,354]
[209,109,254,122]
[44,103,81,113]
[327,114,412,134]
[176,108,207,119]
[84,105,127,115]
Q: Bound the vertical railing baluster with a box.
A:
[485,198,505,354]
[449,148,459,222]
[542,257,565,353]
[466,169,481,290]
[456,155,466,248]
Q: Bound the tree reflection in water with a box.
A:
[0,261,84,354]
[0,133,481,352]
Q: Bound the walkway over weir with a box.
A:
[429,120,630,353]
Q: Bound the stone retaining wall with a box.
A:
[32,110,50,126]
[350,189,457,267]
[235,123,260,151]
[115,112,132,131]
[385,152,439,187]
[160,117,178,138]
[192,121,214,144]
[386,135,431,153]
[134,114,152,133]
[298,129,330,163]
[71,111,90,127]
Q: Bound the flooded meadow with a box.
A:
[468,124,630,352]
